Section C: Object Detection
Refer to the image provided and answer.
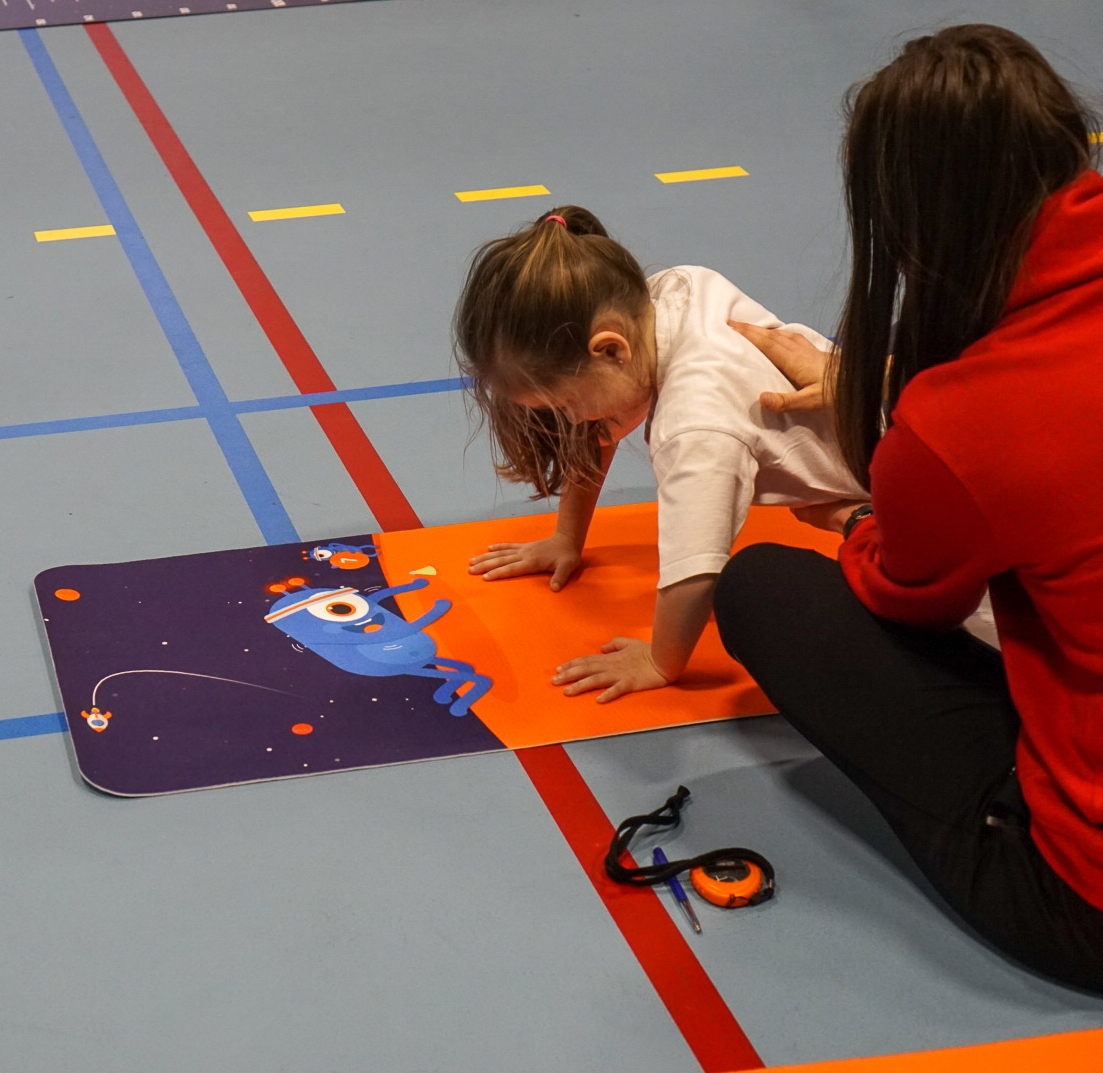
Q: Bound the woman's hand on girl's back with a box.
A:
[552,638,670,703]
[729,321,832,412]
[468,533,582,591]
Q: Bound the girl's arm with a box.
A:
[552,572,717,703]
[554,430,761,701]
[469,444,616,591]
[553,442,616,549]
[650,573,719,680]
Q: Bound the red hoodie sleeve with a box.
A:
[838,417,1003,628]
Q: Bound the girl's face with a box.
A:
[512,358,652,429]
[509,320,656,433]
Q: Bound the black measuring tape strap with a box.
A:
[604,785,690,884]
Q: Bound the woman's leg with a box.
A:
[714,542,1103,993]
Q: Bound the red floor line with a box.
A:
[81,25,762,1069]
[85,22,421,534]
[518,745,764,1073]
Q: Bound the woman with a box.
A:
[714,24,1103,992]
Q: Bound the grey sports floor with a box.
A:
[3,2,1103,1069]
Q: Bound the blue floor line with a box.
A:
[20,28,307,742]
[0,713,68,740]
[22,28,298,546]
[231,376,470,413]
[0,378,470,441]
[12,37,472,748]
[0,406,207,440]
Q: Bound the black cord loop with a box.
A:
[603,785,776,905]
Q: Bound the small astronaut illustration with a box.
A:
[263,578,492,716]
[303,542,379,571]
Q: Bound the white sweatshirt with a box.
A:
[638,266,866,587]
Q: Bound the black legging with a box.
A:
[714,542,1103,994]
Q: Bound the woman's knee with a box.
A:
[716,542,831,611]
[718,542,797,598]
[714,543,840,660]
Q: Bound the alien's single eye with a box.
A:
[306,593,371,621]
[313,548,333,560]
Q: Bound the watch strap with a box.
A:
[843,504,874,539]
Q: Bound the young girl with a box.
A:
[454,205,866,702]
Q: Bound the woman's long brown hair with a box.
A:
[453,205,651,497]
[835,24,1099,486]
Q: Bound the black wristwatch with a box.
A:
[842,504,874,539]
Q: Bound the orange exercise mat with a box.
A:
[374,500,841,750]
[726,1027,1103,1073]
[36,499,839,795]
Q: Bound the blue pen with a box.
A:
[653,846,702,934]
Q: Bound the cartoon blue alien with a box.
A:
[263,578,491,716]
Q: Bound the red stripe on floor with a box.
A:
[82,26,761,1069]
[85,22,421,534]
[518,744,764,1072]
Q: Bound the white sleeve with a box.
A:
[653,430,758,588]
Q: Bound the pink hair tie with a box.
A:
[545,215,568,228]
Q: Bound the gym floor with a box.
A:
[2,1,1102,1069]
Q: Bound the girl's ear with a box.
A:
[588,330,633,366]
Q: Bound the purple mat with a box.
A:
[3,0,368,33]
[35,536,502,796]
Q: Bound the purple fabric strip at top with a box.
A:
[2,0,366,32]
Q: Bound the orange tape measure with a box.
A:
[690,857,769,908]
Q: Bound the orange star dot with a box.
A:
[54,589,81,601]
[291,723,313,735]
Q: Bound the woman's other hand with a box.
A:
[791,499,869,534]
[729,321,833,412]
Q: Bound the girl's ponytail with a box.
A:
[540,205,609,237]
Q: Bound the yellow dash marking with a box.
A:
[454,185,550,203]
[409,566,437,576]
[248,203,346,222]
[655,166,749,184]
[1090,132,1101,144]
[35,225,116,243]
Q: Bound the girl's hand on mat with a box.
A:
[791,499,869,534]
[729,322,833,412]
[468,535,582,591]
[552,638,670,703]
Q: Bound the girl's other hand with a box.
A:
[552,638,670,703]
[468,534,582,591]
[729,321,832,412]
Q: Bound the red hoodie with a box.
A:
[840,169,1103,910]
